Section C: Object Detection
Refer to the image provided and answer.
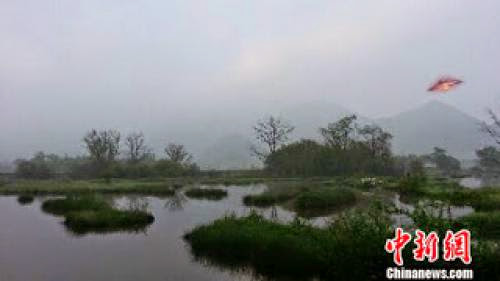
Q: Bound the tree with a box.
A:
[15,151,52,179]
[264,139,325,176]
[252,116,294,159]
[125,132,148,163]
[319,114,357,150]
[83,129,121,163]
[475,146,500,177]
[482,109,500,146]
[427,147,461,176]
[358,124,393,158]
[165,143,192,164]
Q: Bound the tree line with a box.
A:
[15,130,198,179]
[14,107,500,180]
[253,110,500,178]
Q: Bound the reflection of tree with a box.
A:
[127,196,150,211]
[165,191,187,211]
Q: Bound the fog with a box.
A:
[1,0,499,164]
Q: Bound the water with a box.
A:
[459,176,500,189]
[390,194,474,227]
[459,177,483,189]
[0,184,328,281]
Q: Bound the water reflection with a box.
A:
[391,193,474,227]
[0,184,328,281]
[459,176,500,189]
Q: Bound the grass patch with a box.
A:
[17,195,34,205]
[459,211,500,239]
[65,209,154,234]
[184,188,228,200]
[242,183,304,207]
[185,207,498,280]
[1,179,176,195]
[184,208,392,280]
[294,187,357,214]
[42,195,109,216]
[41,195,154,234]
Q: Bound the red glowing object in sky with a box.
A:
[428,77,463,92]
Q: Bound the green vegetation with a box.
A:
[41,195,154,234]
[17,195,34,205]
[185,207,499,280]
[185,208,392,280]
[65,209,154,234]
[42,196,110,216]
[242,182,304,207]
[0,179,176,195]
[294,187,357,215]
[459,211,500,239]
[184,188,228,200]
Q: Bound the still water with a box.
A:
[0,185,327,281]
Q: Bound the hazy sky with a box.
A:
[1,0,499,161]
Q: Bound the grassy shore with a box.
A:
[184,188,228,200]
[0,179,177,195]
[41,195,154,234]
[0,177,304,196]
[185,208,499,280]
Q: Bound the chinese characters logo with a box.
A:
[385,228,471,266]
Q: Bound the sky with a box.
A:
[1,0,499,161]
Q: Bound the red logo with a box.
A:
[385,228,471,266]
[385,228,412,266]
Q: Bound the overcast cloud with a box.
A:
[1,0,499,161]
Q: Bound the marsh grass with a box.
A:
[294,187,357,215]
[42,195,110,216]
[242,182,305,207]
[17,195,34,205]
[185,206,498,280]
[1,179,175,195]
[184,188,228,200]
[65,209,154,234]
[184,208,392,280]
[41,195,154,234]
[459,211,500,239]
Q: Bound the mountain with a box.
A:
[196,134,260,170]
[195,101,488,169]
[376,101,489,159]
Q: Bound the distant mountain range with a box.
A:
[376,101,490,160]
[195,101,490,169]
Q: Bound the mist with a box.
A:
[1,0,500,165]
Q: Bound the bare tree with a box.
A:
[165,143,192,164]
[83,129,120,163]
[252,116,294,159]
[482,109,500,146]
[125,132,148,163]
[319,114,357,150]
